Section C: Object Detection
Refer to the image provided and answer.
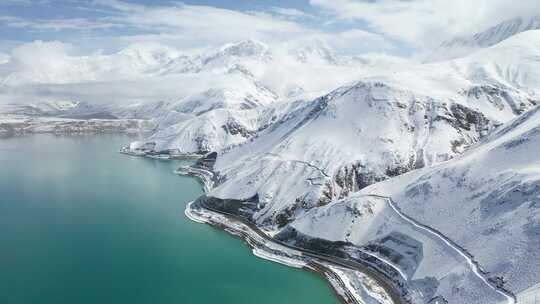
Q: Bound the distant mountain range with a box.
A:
[427,15,540,61]
[4,16,540,304]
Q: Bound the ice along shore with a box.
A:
[176,152,405,304]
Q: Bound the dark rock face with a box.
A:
[464,85,536,115]
[194,152,218,170]
[448,103,492,134]
[274,207,297,228]
[275,226,350,258]
[428,295,448,304]
[333,157,422,200]
[194,136,211,154]
[222,118,255,138]
[334,163,387,199]
[194,194,260,220]
[488,276,507,289]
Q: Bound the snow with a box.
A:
[209,33,540,225]
[289,195,510,303]
[196,29,540,303]
[5,21,540,304]
[427,15,540,62]
[327,264,394,304]
[358,104,540,295]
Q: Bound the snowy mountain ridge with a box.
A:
[181,29,540,303]
[427,15,540,62]
[5,19,540,304]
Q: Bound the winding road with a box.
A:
[361,194,517,304]
[190,200,407,304]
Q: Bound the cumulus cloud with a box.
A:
[310,0,540,48]
[0,37,387,107]
[86,0,393,54]
[10,40,73,70]
[0,73,254,105]
[101,3,309,48]
[0,0,397,56]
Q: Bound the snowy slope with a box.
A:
[202,30,540,304]
[428,15,540,61]
[209,30,540,231]
[109,40,377,154]
[5,24,540,303]
[1,39,374,152]
[0,100,80,116]
[144,84,280,153]
[355,103,540,298]
[290,39,339,65]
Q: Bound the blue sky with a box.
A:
[0,0,538,56]
[0,1,333,39]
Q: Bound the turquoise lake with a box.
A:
[0,134,338,304]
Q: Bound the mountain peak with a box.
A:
[218,39,270,58]
[427,15,540,62]
[291,39,339,64]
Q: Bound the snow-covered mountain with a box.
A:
[0,39,371,151]
[177,29,540,304]
[279,102,540,303]
[144,84,281,153]
[427,15,540,62]
[290,39,339,65]
[209,29,540,224]
[359,102,540,300]
[6,20,540,304]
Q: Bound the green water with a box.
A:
[0,134,338,304]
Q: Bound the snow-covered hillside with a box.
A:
[5,16,540,304]
[172,29,540,304]
[1,39,374,151]
[282,104,540,302]
[427,15,540,61]
[208,30,540,228]
[358,102,540,299]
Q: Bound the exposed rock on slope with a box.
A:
[361,104,540,296]
[180,30,540,303]
[209,30,540,230]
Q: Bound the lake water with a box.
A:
[0,134,338,304]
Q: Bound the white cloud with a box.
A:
[268,7,316,20]
[331,29,394,53]
[83,1,394,54]
[0,0,397,56]
[0,16,118,31]
[0,0,48,5]
[0,53,10,65]
[310,0,540,48]
[10,40,73,69]
[0,37,380,106]
[106,3,307,44]
[92,0,145,13]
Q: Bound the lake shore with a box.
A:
[184,199,402,304]
[185,201,361,304]
[124,148,403,304]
